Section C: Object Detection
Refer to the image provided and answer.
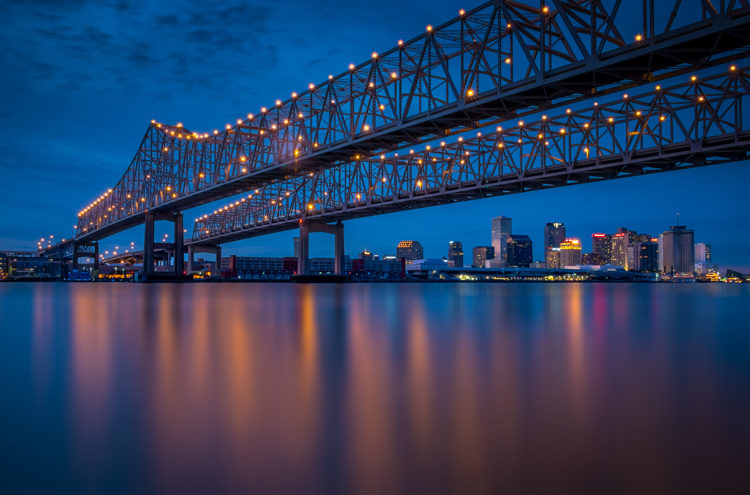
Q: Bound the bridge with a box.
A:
[39,0,750,278]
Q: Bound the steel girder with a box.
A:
[191,64,750,245]
[73,0,750,242]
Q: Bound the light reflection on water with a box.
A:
[0,282,748,493]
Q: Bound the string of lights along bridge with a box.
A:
[38,0,750,279]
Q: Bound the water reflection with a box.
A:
[2,282,747,492]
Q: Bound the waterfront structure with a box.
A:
[491,216,512,266]
[544,222,566,254]
[560,239,583,267]
[472,246,494,268]
[448,241,464,268]
[396,240,423,260]
[661,224,695,274]
[591,233,611,265]
[506,235,533,268]
[36,4,750,279]
[546,247,561,269]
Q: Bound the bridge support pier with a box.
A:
[297,220,345,276]
[187,244,222,275]
[143,211,155,277]
[174,213,184,275]
[72,241,99,272]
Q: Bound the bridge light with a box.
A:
[241,167,247,173]
[730,65,737,71]
[498,143,504,148]
[214,130,219,135]
[542,6,549,13]
[698,96,704,102]
[459,9,465,15]
[226,124,231,129]
[655,85,661,91]
[176,123,183,127]
[372,52,378,59]
[368,82,374,88]
[466,88,474,97]
[382,177,387,182]
[379,104,385,110]
[240,156,246,161]
[298,112,304,118]
[328,74,333,80]
[307,203,314,210]
[237,119,242,124]
[660,115,666,121]
[309,83,315,89]
[417,180,423,187]
[607,117,614,123]
[635,110,641,116]
[380,154,385,159]
[275,99,282,106]
[349,63,355,70]
[291,92,297,98]
[635,34,643,42]
[363,124,370,132]
[623,93,628,99]
[391,72,398,79]
[398,40,404,46]
[151,119,156,124]
[691,75,697,82]
[560,128,566,134]
[426,25,433,31]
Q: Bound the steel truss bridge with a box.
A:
[39,0,750,277]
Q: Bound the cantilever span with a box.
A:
[192,64,750,245]
[73,0,750,243]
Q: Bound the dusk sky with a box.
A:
[2,0,749,267]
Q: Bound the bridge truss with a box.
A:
[192,64,750,244]
[73,0,750,243]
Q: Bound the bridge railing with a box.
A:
[76,0,750,238]
[192,63,750,242]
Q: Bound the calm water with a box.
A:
[0,282,748,493]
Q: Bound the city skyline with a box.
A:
[1,1,750,269]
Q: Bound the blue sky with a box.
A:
[1,0,749,267]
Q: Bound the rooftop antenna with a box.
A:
[676,212,680,226]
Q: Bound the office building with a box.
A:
[544,222,566,253]
[637,240,659,272]
[591,233,611,265]
[560,238,582,267]
[506,235,533,267]
[396,240,424,260]
[491,215,512,266]
[661,224,695,274]
[610,232,628,267]
[546,247,561,269]
[472,246,494,268]
[695,243,712,264]
[359,250,373,261]
[448,241,464,268]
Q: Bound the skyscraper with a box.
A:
[448,241,464,268]
[610,233,628,267]
[544,222,566,253]
[396,240,424,260]
[491,215,512,266]
[591,233,611,265]
[472,246,494,268]
[506,235,533,267]
[560,238,582,267]
[695,243,712,264]
[661,224,695,274]
[637,240,659,272]
[546,247,561,269]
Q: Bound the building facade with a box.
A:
[560,238,582,267]
[448,241,464,268]
[506,235,533,267]
[544,222,566,253]
[396,240,424,260]
[472,246,494,268]
[661,225,695,274]
[591,233,611,265]
[546,247,561,269]
[491,215,512,266]
[637,241,659,272]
